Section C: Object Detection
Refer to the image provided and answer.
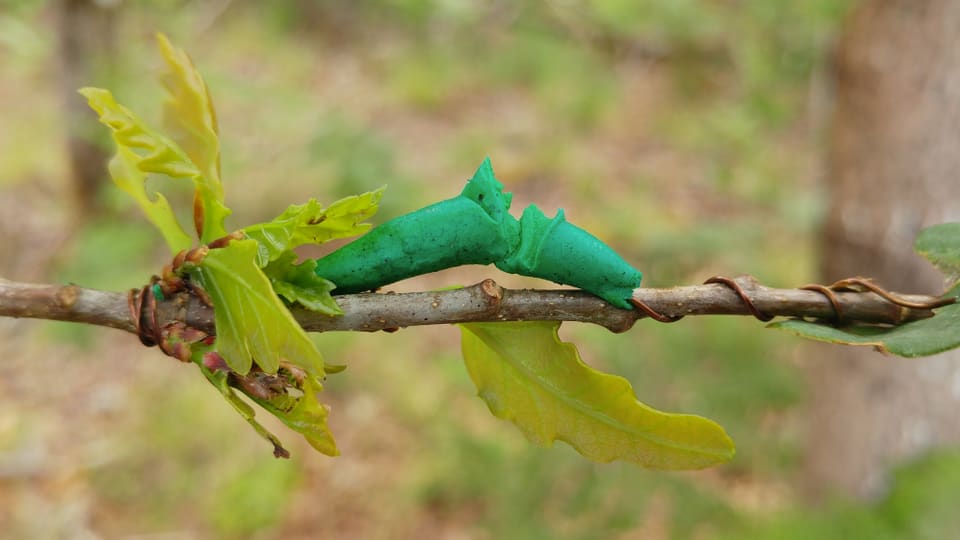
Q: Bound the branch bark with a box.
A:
[0,276,945,337]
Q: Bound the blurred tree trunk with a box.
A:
[58,0,117,218]
[804,0,960,501]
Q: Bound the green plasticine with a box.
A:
[496,206,641,309]
[313,158,642,308]
[311,158,520,294]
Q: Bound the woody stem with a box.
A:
[0,276,947,336]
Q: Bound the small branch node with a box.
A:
[480,279,504,304]
[55,285,79,308]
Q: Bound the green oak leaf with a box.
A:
[770,222,960,356]
[769,301,960,357]
[915,222,960,278]
[194,336,337,457]
[79,86,230,245]
[459,321,735,470]
[246,374,338,456]
[263,251,341,315]
[84,35,344,458]
[156,33,229,242]
[189,238,324,376]
[80,86,197,177]
[202,362,292,458]
[244,189,383,267]
[107,145,193,253]
[157,34,221,188]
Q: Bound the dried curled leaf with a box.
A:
[246,373,339,456]
[204,364,292,458]
[195,323,337,457]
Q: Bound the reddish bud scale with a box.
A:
[172,249,188,271]
[186,245,210,264]
[193,191,205,240]
[170,341,192,362]
[202,351,229,372]
[207,231,243,250]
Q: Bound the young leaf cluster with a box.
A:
[81,34,381,457]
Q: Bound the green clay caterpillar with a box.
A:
[312,158,642,309]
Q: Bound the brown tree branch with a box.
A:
[0,276,947,337]
[0,278,136,332]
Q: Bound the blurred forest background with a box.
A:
[2,0,960,538]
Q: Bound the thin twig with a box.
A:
[0,276,949,338]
